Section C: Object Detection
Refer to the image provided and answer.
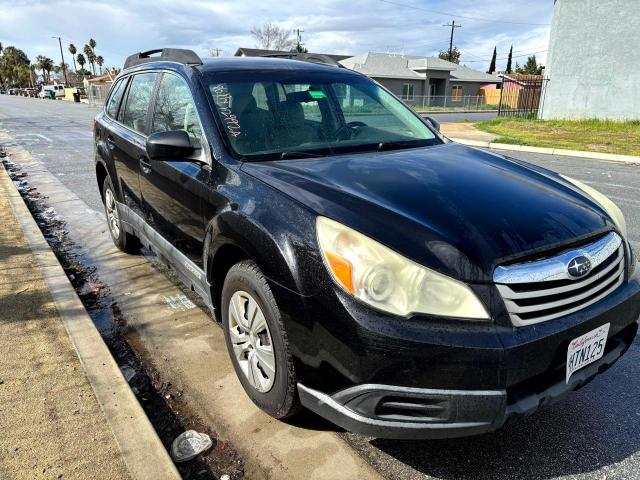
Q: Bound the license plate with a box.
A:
[566,323,610,383]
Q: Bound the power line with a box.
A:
[378,0,551,26]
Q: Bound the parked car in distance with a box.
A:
[94,48,640,439]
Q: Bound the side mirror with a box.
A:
[146,130,195,160]
[425,116,440,132]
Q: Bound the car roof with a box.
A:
[122,55,360,77]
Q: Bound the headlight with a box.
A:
[316,217,489,319]
[562,175,628,239]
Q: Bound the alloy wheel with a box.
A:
[105,188,121,238]
[228,290,276,392]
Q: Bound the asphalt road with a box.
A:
[2,94,640,480]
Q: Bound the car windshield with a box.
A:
[203,69,442,160]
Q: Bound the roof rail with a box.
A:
[260,52,345,68]
[123,48,203,70]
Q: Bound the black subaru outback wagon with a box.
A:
[94,48,640,439]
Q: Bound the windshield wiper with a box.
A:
[279,151,324,159]
[376,141,425,151]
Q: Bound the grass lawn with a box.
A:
[475,118,640,156]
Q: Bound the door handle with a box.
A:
[106,136,116,149]
[139,156,152,175]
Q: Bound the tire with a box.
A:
[221,260,300,419]
[102,176,141,254]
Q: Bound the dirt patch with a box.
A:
[3,156,244,480]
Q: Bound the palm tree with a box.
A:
[83,44,95,75]
[42,57,54,83]
[89,38,97,52]
[96,55,104,75]
[35,55,48,83]
[68,44,77,72]
[76,53,86,75]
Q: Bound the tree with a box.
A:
[76,53,87,75]
[250,23,294,50]
[487,46,496,73]
[69,44,77,72]
[438,46,461,64]
[516,55,544,75]
[35,55,54,83]
[0,46,31,87]
[89,38,97,51]
[506,45,513,74]
[96,55,104,74]
[83,44,96,75]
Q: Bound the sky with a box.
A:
[0,0,553,72]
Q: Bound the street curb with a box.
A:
[0,164,180,480]
[447,137,640,164]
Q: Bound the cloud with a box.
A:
[0,0,552,71]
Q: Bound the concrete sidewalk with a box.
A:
[440,122,498,143]
[0,173,131,479]
[0,164,179,480]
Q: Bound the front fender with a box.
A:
[205,208,324,296]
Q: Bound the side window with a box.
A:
[120,73,158,134]
[151,74,203,148]
[105,78,127,119]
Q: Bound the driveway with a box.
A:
[1,94,639,480]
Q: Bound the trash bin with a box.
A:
[73,92,80,103]
[48,90,56,100]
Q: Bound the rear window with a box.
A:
[105,78,127,119]
[120,73,158,134]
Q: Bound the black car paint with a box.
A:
[94,56,640,439]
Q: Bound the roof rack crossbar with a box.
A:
[260,52,345,68]
[123,48,203,69]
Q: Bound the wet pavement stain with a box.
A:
[3,157,244,480]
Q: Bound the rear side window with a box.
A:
[151,74,203,147]
[120,73,158,134]
[105,78,127,119]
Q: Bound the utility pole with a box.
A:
[294,28,304,53]
[209,48,222,57]
[52,36,68,85]
[443,20,462,62]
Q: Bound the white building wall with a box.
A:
[541,0,640,120]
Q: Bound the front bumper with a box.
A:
[298,319,637,439]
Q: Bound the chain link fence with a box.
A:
[87,84,111,107]
[401,95,500,113]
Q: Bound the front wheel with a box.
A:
[221,260,300,418]
[102,176,141,254]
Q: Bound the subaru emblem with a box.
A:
[567,255,592,279]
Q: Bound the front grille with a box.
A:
[494,232,625,326]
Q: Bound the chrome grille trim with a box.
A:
[494,233,625,327]
[493,232,621,284]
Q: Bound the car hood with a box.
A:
[241,143,614,282]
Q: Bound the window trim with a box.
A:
[451,85,463,102]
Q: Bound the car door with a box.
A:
[111,72,159,219]
[140,72,209,268]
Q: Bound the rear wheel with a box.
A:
[102,176,141,254]
[221,260,300,418]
